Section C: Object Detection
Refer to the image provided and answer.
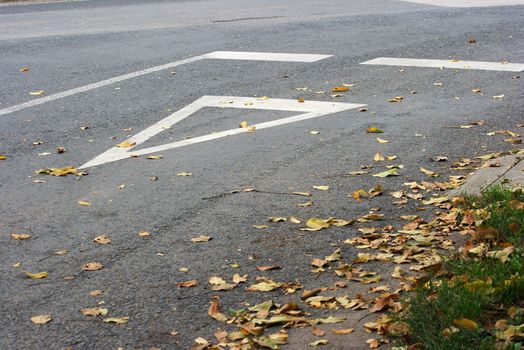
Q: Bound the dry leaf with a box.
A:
[332,328,354,335]
[191,235,212,242]
[177,172,192,176]
[256,265,281,271]
[268,217,287,222]
[146,155,163,160]
[78,200,91,206]
[93,235,111,245]
[138,231,151,237]
[11,233,31,240]
[82,262,103,271]
[373,169,398,177]
[313,185,329,191]
[89,290,103,297]
[81,308,108,316]
[176,279,198,288]
[31,315,52,324]
[116,140,136,148]
[20,67,29,72]
[309,339,329,346]
[29,90,45,96]
[103,317,129,324]
[376,138,389,143]
[420,167,439,177]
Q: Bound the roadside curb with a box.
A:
[450,152,523,196]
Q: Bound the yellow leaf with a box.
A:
[25,271,48,279]
[176,172,192,176]
[239,121,249,128]
[11,233,32,240]
[304,218,331,231]
[332,86,349,92]
[103,317,129,324]
[422,196,449,205]
[313,185,329,191]
[29,90,45,96]
[420,167,439,177]
[372,169,398,177]
[332,328,354,334]
[89,290,103,297]
[20,67,29,72]
[367,127,383,133]
[81,262,103,271]
[31,315,52,324]
[209,276,226,285]
[191,235,212,242]
[453,318,478,330]
[78,200,91,206]
[297,97,305,103]
[0,155,7,160]
[138,231,151,237]
[116,140,136,148]
[376,138,389,143]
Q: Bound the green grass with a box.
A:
[392,186,524,350]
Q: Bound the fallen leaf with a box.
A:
[493,94,505,99]
[176,279,198,288]
[29,90,45,96]
[81,262,103,271]
[89,290,103,297]
[291,191,311,196]
[0,155,7,160]
[388,96,403,102]
[373,169,398,177]
[367,127,383,133]
[268,217,287,222]
[93,235,111,245]
[239,121,249,128]
[297,201,313,207]
[309,339,328,346]
[116,140,136,148]
[31,315,52,324]
[191,235,212,242]
[103,317,129,324]
[257,265,281,271]
[313,185,330,191]
[80,308,108,316]
[332,328,354,335]
[454,318,478,330]
[312,327,326,337]
[146,155,163,160]
[332,86,349,92]
[177,172,192,176]
[376,138,389,143]
[11,233,31,240]
[25,271,48,279]
[420,167,439,177]
[20,67,29,72]
[208,299,228,321]
[310,130,320,135]
[138,231,151,237]
[78,200,91,206]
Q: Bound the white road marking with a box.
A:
[0,51,331,117]
[398,0,524,7]
[360,57,524,72]
[79,96,365,169]
[201,51,332,62]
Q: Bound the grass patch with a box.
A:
[391,186,524,350]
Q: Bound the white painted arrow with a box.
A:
[79,96,365,169]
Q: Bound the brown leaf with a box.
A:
[208,299,228,322]
[332,328,354,334]
[93,235,111,245]
[191,235,212,243]
[176,279,198,288]
[312,327,326,337]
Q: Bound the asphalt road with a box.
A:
[1,0,523,349]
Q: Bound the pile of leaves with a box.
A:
[386,186,524,350]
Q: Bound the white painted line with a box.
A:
[79,96,365,169]
[0,51,332,117]
[360,57,524,72]
[202,51,332,62]
[398,0,524,7]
